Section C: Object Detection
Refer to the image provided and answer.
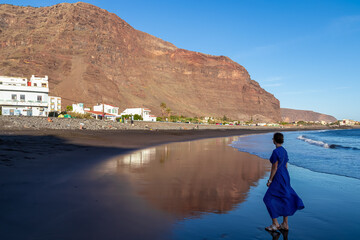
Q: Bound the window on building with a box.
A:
[11,94,17,100]
[37,96,42,102]
[20,95,25,101]
[34,83,37,87]
[42,83,47,87]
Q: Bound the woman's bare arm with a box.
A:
[267,161,278,187]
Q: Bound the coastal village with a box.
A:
[0,74,358,128]
[0,75,156,122]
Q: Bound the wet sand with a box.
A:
[1,129,359,239]
[0,129,275,240]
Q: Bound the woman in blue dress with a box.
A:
[264,132,305,231]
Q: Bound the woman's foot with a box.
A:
[279,223,289,231]
[265,224,280,231]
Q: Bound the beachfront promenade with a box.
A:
[0,115,344,132]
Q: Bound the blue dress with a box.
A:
[263,146,305,219]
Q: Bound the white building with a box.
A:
[85,103,119,120]
[121,108,157,121]
[48,96,61,113]
[339,119,356,126]
[0,75,49,116]
[93,103,119,115]
[72,103,85,114]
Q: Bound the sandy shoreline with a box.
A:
[0,125,336,148]
[1,128,359,239]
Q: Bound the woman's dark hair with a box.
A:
[273,132,284,144]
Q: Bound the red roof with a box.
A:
[103,104,118,108]
[85,110,116,116]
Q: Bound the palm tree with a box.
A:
[160,102,167,116]
[166,108,171,119]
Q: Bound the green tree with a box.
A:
[133,114,143,121]
[66,105,73,112]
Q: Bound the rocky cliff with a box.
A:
[0,3,280,121]
[281,108,337,123]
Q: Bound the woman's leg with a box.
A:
[272,218,280,226]
[281,216,289,230]
[265,218,280,231]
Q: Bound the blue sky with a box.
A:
[5,0,360,120]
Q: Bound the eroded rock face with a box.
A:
[281,108,337,123]
[0,3,280,121]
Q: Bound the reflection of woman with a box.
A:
[264,133,304,231]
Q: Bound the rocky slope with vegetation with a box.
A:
[0,2,280,122]
[281,108,337,123]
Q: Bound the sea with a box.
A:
[230,129,360,180]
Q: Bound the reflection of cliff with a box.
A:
[116,137,270,218]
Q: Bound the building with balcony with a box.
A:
[121,108,157,121]
[72,103,85,114]
[48,96,62,113]
[0,75,49,116]
[84,103,119,120]
[93,103,119,116]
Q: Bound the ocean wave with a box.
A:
[297,135,360,150]
[297,135,332,148]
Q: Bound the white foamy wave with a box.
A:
[297,135,331,148]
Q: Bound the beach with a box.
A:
[1,127,359,239]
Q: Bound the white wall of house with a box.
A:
[48,96,61,112]
[93,104,119,115]
[72,103,85,114]
[29,75,49,88]
[121,108,156,121]
[340,119,355,126]
[0,75,49,116]
[0,76,28,86]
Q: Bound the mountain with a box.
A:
[0,2,280,121]
[281,108,337,123]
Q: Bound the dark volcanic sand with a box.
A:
[0,129,274,240]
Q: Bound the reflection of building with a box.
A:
[120,148,156,167]
[121,108,156,121]
[0,75,49,116]
[48,96,61,113]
